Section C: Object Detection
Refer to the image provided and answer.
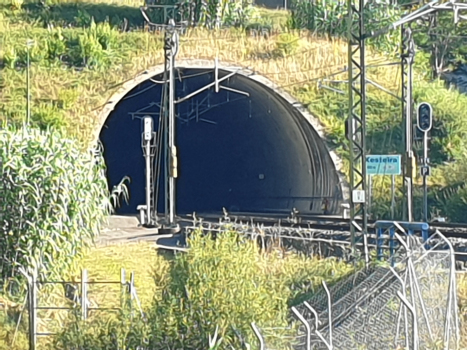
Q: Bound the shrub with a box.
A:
[51,307,149,350]
[31,102,68,130]
[44,232,354,350]
[0,127,111,292]
[274,32,300,57]
[146,231,291,349]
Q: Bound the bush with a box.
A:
[274,32,300,57]
[0,127,111,292]
[31,102,68,130]
[3,21,120,69]
[146,231,290,349]
[145,231,354,350]
[51,307,149,350]
[45,232,353,350]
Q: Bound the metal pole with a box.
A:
[401,26,415,222]
[26,40,31,126]
[368,175,372,219]
[146,132,152,225]
[322,281,333,349]
[422,132,428,222]
[168,29,178,225]
[251,322,265,350]
[391,174,395,220]
[291,307,311,350]
[81,269,88,320]
[28,272,37,350]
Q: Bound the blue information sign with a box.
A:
[366,155,401,176]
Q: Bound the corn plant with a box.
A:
[0,127,111,293]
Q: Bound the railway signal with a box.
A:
[417,102,433,133]
[417,102,433,222]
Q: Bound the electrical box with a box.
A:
[143,117,153,141]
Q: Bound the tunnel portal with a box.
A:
[99,65,344,216]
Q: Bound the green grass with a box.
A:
[1,240,466,349]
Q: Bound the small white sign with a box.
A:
[352,190,365,204]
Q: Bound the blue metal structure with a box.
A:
[375,221,429,262]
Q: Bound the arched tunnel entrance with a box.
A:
[99,62,345,217]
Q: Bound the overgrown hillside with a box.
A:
[1,0,467,220]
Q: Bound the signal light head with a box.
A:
[417,102,433,133]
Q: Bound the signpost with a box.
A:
[366,155,402,219]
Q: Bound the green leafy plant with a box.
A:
[31,102,68,130]
[274,32,300,57]
[0,127,111,292]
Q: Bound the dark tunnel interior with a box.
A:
[99,68,343,216]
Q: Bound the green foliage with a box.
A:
[289,0,401,54]
[176,0,256,27]
[300,75,467,221]
[412,10,467,74]
[8,0,23,11]
[0,309,29,350]
[51,306,149,350]
[0,127,111,292]
[145,231,354,350]
[147,231,291,349]
[31,102,68,130]
[274,32,300,57]
[42,232,353,350]
[3,20,120,69]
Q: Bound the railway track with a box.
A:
[100,212,467,249]
[180,211,467,238]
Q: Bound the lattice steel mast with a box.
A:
[347,0,369,263]
[401,26,415,222]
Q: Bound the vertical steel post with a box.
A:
[422,132,428,222]
[26,40,32,126]
[168,31,177,225]
[81,269,88,320]
[162,20,179,226]
[368,175,372,219]
[401,26,415,222]
[28,272,37,350]
[162,33,171,221]
[391,174,395,220]
[347,0,368,260]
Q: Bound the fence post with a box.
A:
[377,227,384,261]
[120,268,126,309]
[291,307,311,350]
[28,270,37,350]
[129,271,135,317]
[81,269,88,320]
[250,322,265,350]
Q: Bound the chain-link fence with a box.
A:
[185,219,460,350]
[252,230,459,350]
